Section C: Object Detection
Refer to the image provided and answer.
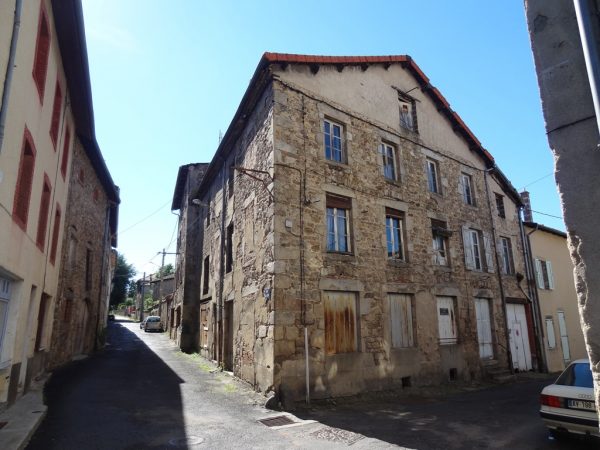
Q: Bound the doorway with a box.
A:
[506,303,532,371]
[475,298,493,359]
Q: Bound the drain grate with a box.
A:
[258,415,295,427]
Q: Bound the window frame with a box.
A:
[535,258,555,290]
[32,3,51,102]
[431,220,450,266]
[323,118,345,164]
[499,236,515,275]
[426,158,441,194]
[326,194,352,253]
[460,172,475,206]
[495,193,506,219]
[385,208,406,261]
[379,142,398,181]
[13,128,37,231]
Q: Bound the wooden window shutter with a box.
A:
[546,261,555,290]
[483,231,494,273]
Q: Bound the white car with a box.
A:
[540,359,598,438]
[143,316,163,332]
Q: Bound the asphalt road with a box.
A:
[27,319,599,449]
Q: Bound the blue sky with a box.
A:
[81,1,562,276]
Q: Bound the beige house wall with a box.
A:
[527,225,587,372]
[0,0,74,407]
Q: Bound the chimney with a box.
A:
[521,190,533,222]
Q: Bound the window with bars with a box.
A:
[323,119,344,163]
[385,208,405,261]
[326,194,351,253]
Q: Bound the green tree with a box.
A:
[154,263,174,279]
[110,253,136,307]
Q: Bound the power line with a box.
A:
[532,209,563,220]
[117,200,172,236]
[523,172,553,189]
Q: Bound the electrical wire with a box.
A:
[531,209,563,220]
[117,199,172,236]
[522,172,553,189]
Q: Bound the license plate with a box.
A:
[567,399,595,411]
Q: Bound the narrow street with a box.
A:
[27,319,599,450]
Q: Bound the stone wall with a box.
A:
[49,138,113,369]
[198,85,276,392]
[270,66,527,399]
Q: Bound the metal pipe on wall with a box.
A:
[573,0,600,138]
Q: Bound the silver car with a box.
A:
[540,359,598,438]
[143,316,163,332]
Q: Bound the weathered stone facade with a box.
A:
[49,138,118,369]
[187,54,531,401]
[171,164,209,351]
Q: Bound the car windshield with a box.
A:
[147,317,159,322]
[555,362,594,388]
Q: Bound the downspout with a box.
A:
[483,169,514,373]
[573,0,600,139]
[0,0,22,154]
[519,220,548,372]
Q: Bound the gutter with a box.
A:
[0,0,23,154]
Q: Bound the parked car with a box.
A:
[540,359,598,438]
[144,316,163,332]
[139,318,147,329]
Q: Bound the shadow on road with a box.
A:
[27,321,189,450]
[292,380,599,450]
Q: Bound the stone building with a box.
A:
[187,53,532,401]
[171,163,209,350]
[0,0,117,409]
[49,135,119,369]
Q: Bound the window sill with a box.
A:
[384,178,402,187]
[387,259,409,268]
[433,265,452,272]
[324,252,355,262]
[324,160,351,172]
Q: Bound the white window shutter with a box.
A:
[458,175,464,199]
[483,231,494,273]
[462,226,474,270]
[546,318,556,349]
[378,144,384,175]
[535,259,544,289]
[546,261,555,290]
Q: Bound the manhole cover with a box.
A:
[310,426,364,445]
[258,415,295,427]
[168,435,205,447]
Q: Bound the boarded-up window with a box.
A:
[389,294,414,348]
[437,296,457,345]
[324,291,357,355]
[545,317,556,349]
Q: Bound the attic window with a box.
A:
[397,91,418,133]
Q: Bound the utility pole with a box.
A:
[140,272,146,323]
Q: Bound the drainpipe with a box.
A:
[217,159,227,367]
[519,219,548,373]
[0,0,22,154]
[483,169,514,373]
[573,0,600,139]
